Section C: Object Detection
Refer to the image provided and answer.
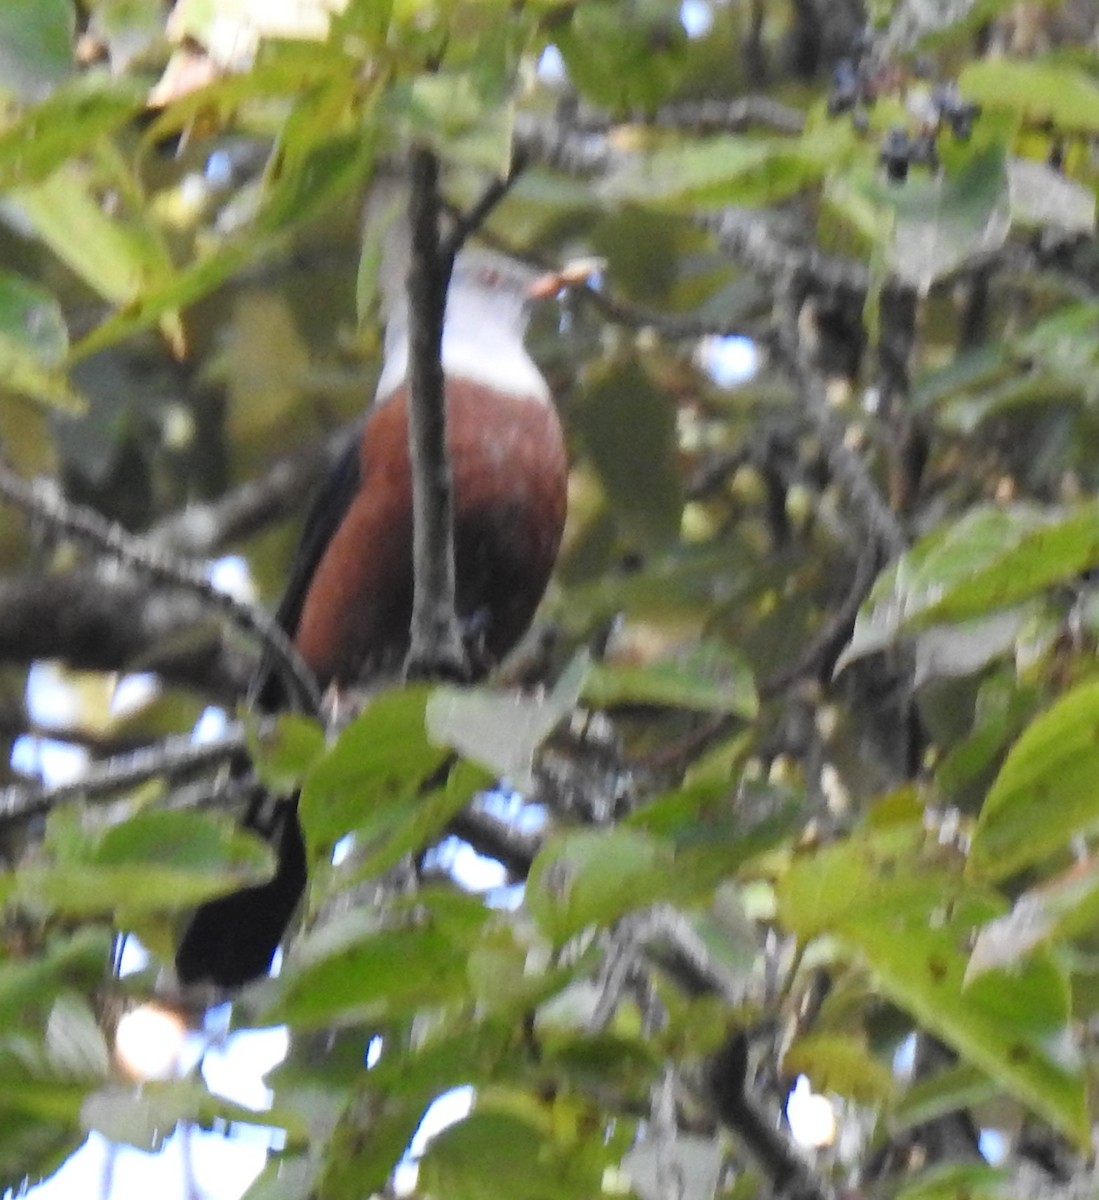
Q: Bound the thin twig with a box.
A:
[0,465,321,713]
[0,726,250,826]
[771,276,907,562]
[704,1032,834,1200]
[760,546,880,697]
[441,161,528,261]
[801,377,907,560]
[580,284,755,342]
[154,426,354,557]
[570,96,805,136]
[447,807,540,876]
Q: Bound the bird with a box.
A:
[174,243,569,989]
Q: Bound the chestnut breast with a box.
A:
[292,377,567,685]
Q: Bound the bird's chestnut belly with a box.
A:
[292,376,567,685]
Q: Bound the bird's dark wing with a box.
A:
[251,423,364,711]
[177,423,364,988]
[175,799,306,988]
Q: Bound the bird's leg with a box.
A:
[320,681,358,732]
[459,606,494,676]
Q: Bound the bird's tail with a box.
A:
[175,797,306,989]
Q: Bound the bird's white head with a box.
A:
[376,243,550,406]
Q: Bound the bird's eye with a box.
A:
[481,267,501,288]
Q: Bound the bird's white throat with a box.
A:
[376,256,551,406]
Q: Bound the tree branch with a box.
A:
[153,427,354,557]
[705,1032,834,1200]
[570,96,805,136]
[404,146,469,680]
[0,464,320,714]
[441,161,527,262]
[447,806,540,876]
[0,568,253,700]
[772,276,908,562]
[0,725,249,827]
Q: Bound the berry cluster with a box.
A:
[826,53,901,117]
[827,50,982,185]
[927,82,981,141]
[878,125,938,183]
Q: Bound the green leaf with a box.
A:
[893,1061,995,1132]
[71,240,253,360]
[316,1087,428,1200]
[572,355,683,546]
[1007,157,1095,234]
[74,79,380,358]
[16,810,275,916]
[783,1033,894,1105]
[259,126,376,237]
[420,1109,601,1200]
[778,827,1088,1145]
[554,5,687,113]
[828,143,1010,293]
[627,780,801,898]
[82,1076,306,1151]
[346,757,493,882]
[0,272,83,412]
[299,687,448,852]
[584,640,756,718]
[970,680,1099,881]
[776,824,950,943]
[1015,301,1099,395]
[865,909,1085,1146]
[0,77,145,190]
[0,0,74,102]
[426,654,588,790]
[247,713,326,795]
[0,335,84,412]
[841,502,1099,666]
[0,1112,80,1195]
[14,166,177,310]
[276,889,488,1027]
[526,828,674,946]
[45,994,109,1080]
[968,857,1099,980]
[0,273,67,365]
[960,59,1099,134]
[399,72,513,173]
[604,128,853,211]
[0,929,111,1026]
[0,1073,90,1123]
[893,1164,1011,1200]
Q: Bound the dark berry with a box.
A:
[880,125,911,183]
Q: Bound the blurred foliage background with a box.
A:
[5,0,1099,1197]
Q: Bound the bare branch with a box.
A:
[404,146,469,680]
[0,568,252,700]
[772,276,907,562]
[441,161,528,261]
[447,806,540,876]
[153,427,354,557]
[0,464,320,713]
[512,111,621,177]
[0,725,249,827]
[579,284,757,341]
[571,96,805,136]
[759,546,879,696]
[704,1032,834,1200]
